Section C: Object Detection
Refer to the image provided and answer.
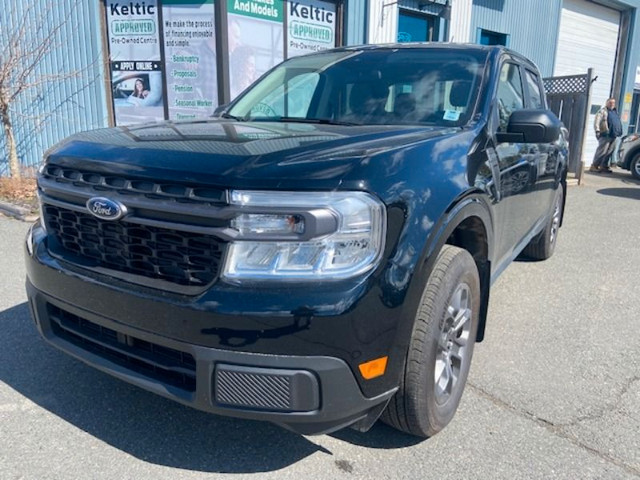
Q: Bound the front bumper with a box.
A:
[617,145,633,169]
[25,225,398,434]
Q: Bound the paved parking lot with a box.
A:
[1,171,639,480]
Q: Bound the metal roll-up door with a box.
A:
[554,0,620,164]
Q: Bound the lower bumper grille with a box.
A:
[43,204,224,288]
[215,364,320,412]
[48,304,197,392]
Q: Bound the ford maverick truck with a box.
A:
[25,44,566,437]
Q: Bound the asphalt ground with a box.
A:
[1,171,639,480]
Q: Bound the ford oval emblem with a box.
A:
[86,197,127,221]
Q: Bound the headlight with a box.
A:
[222,190,386,281]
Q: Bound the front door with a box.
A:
[493,61,547,265]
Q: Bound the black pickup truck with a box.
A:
[25,44,567,437]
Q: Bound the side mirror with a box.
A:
[496,109,561,144]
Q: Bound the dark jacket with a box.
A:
[607,108,623,138]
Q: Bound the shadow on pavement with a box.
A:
[0,302,330,473]
[0,303,423,472]
[584,169,640,185]
[596,187,640,201]
[329,422,422,448]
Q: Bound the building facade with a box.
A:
[3,0,640,173]
[370,0,640,162]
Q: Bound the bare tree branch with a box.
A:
[0,0,93,178]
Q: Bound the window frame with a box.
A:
[496,61,526,131]
[522,68,546,110]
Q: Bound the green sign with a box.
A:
[289,21,332,43]
[228,0,283,22]
[111,20,156,35]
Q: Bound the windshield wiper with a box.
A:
[220,112,246,121]
[250,116,361,126]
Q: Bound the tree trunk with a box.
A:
[1,108,21,179]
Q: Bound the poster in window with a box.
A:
[105,0,166,125]
[227,0,284,100]
[162,0,217,120]
[287,0,336,58]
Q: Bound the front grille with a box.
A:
[43,205,224,287]
[48,304,197,392]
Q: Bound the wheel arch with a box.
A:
[413,193,495,343]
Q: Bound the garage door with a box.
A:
[554,0,620,165]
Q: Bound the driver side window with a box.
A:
[497,63,524,131]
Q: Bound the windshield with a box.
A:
[227,48,486,127]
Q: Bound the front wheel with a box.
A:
[382,245,480,437]
[631,154,640,180]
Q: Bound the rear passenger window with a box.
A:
[525,70,544,109]
[497,63,524,131]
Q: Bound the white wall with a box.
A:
[368,0,399,44]
[449,0,473,43]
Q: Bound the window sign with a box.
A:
[227,0,284,100]
[162,0,217,120]
[106,0,166,125]
[287,0,336,58]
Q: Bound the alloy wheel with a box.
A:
[434,283,472,405]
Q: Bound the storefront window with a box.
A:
[105,0,166,126]
[227,0,284,100]
[287,0,337,58]
[103,0,341,125]
[163,0,217,121]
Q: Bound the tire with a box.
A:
[382,245,480,438]
[631,155,640,180]
[522,183,564,261]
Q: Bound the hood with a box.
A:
[46,119,459,190]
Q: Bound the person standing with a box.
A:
[590,98,623,173]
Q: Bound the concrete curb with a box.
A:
[0,200,39,223]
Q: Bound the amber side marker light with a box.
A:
[358,356,388,380]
